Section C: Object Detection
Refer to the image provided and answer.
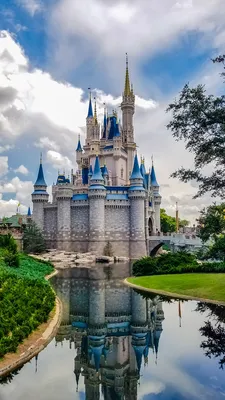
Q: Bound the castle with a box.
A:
[54,264,165,399]
[31,56,161,258]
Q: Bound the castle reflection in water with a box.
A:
[53,263,165,400]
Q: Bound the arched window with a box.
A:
[121,167,124,178]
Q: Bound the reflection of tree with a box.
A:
[196,303,225,369]
[0,365,24,384]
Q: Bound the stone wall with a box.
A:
[129,197,147,259]
[105,203,130,257]
[44,207,57,247]
[71,203,89,252]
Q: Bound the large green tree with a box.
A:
[166,55,225,199]
[197,203,225,241]
[160,208,189,233]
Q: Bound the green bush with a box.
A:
[0,271,55,359]
[0,234,19,268]
[23,221,46,254]
[3,249,20,268]
[132,251,225,276]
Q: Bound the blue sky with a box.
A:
[0,0,224,220]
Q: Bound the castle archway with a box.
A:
[150,242,164,257]
[148,217,153,236]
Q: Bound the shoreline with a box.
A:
[0,268,61,378]
[124,278,225,306]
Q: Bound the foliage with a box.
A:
[23,221,46,254]
[207,235,225,261]
[166,56,225,199]
[132,251,198,276]
[196,302,225,369]
[103,241,113,257]
[160,208,189,233]
[197,203,225,241]
[0,234,19,268]
[0,270,55,359]
[128,273,225,302]
[0,253,54,281]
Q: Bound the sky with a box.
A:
[0,0,225,222]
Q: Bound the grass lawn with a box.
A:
[128,274,225,303]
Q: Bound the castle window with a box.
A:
[121,167,124,179]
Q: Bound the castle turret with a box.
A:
[32,154,49,230]
[56,176,73,251]
[76,134,83,169]
[121,54,136,182]
[88,155,106,254]
[27,206,32,224]
[128,154,147,258]
[151,160,161,232]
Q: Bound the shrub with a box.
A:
[23,221,46,254]
[0,271,55,359]
[132,251,225,276]
[103,241,113,257]
[0,234,20,268]
[3,249,20,268]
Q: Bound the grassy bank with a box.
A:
[0,251,55,359]
[128,274,225,303]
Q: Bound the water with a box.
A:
[1,263,225,400]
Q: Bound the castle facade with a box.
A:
[31,57,161,258]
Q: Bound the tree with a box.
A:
[208,235,225,261]
[23,221,46,254]
[160,208,189,233]
[166,55,225,199]
[197,203,225,241]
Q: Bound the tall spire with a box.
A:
[151,156,159,187]
[130,154,143,180]
[124,53,131,96]
[94,97,98,125]
[35,154,47,186]
[76,134,82,152]
[87,88,93,118]
[90,155,104,182]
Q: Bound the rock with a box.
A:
[64,252,72,255]
[75,258,95,265]
[96,256,114,263]
[117,256,129,262]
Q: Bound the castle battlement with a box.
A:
[31,56,161,258]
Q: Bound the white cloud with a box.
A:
[0,196,27,217]
[46,150,73,171]
[14,164,29,175]
[17,0,43,16]
[0,156,8,175]
[0,30,223,221]
[34,137,60,152]
[50,0,225,67]
[0,145,13,154]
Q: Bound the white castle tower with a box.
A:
[31,56,162,258]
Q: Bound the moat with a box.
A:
[1,263,225,399]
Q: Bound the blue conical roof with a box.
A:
[133,345,146,373]
[151,164,159,187]
[102,109,107,139]
[90,345,104,371]
[90,156,104,182]
[76,137,82,152]
[87,96,93,118]
[114,122,120,137]
[88,165,93,177]
[103,164,108,176]
[130,154,143,180]
[35,159,47,186]
[27,206,31,216]
[140,161,146,177]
